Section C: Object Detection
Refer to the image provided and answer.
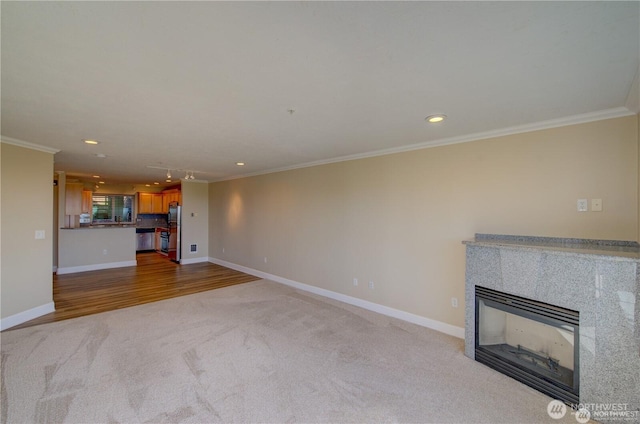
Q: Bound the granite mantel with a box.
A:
[463,234,639,423]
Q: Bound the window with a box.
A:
[92,195,133,223]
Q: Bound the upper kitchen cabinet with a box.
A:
[161,189,181,212]
[138,192,163,214]
[81,190,92,213]
[138,189,181,214]
[65,183,83,215]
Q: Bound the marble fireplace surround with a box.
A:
[463,234,639,421]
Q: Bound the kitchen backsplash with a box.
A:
[136,213,168,228]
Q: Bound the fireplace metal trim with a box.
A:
[475,286,580,404]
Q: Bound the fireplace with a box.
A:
[464,234,640,423]
[475,286,579,404]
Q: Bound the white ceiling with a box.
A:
[2,1,639,186]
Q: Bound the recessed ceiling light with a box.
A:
[145,184,151,187]
[95,153,107,158]
[153,182,160,185]
[166,179,172,183]
[99,181,105,184]
[425,114,447,123]
[236,162,245,166]
[83,139,99,145]
[92,175,100,178]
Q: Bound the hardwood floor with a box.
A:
[6,252,260,331]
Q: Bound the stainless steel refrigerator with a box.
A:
[168,201,181,263]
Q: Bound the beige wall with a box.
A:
[1,143,54,319]
[209,116,638,329]
[181,180,209,261]
[58,227,136,272]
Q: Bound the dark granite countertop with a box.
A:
[463,233,640,261]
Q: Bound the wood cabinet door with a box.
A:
[138,193,153,213]
[151,194,163,213]
[81,191,93,213]
[161,191,181,212]
[169,192,181,206]
[65,183,83,215]
[162,194,171,213]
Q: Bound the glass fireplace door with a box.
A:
[475,286,579,404]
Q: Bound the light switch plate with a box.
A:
[35,230,45,239]
[591,199,602,212]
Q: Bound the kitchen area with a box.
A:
[135,200,182,262]
[57,178,184,275]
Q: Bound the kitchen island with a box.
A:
[58,226,136,274]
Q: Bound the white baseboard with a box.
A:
[56,260,137,275]
[209,257,465,339]
[180,257,209,265]
[1,302,55,331]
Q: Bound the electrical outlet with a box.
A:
[35,230,45,240]
[103,249,108,255]
[264,257,267,263]
[577,199,588,212]
[451,297,459,308]
[368,281,374,290]
[353,278,358,286]
[222,247,225,253]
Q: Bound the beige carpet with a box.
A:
[2,280,584,423]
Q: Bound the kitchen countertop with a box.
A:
[463,233,640,261]
[61,225,137,230]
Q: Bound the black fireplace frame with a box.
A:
[475,286,580,404]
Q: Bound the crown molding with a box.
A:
[1,136,60,154]
[181,178,209,184]
[212,107,635,183]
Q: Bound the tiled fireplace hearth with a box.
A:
[464,234,639,423]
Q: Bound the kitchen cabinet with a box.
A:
[138,190,180,214]
[138,193,164,213]
[65,183,83,215]
[162,195,170,213]
[81,190,93,214]
[161,190,181,213]
[151,195,163,213]
[138,193,152,213]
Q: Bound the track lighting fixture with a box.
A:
[145,165,199,182]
